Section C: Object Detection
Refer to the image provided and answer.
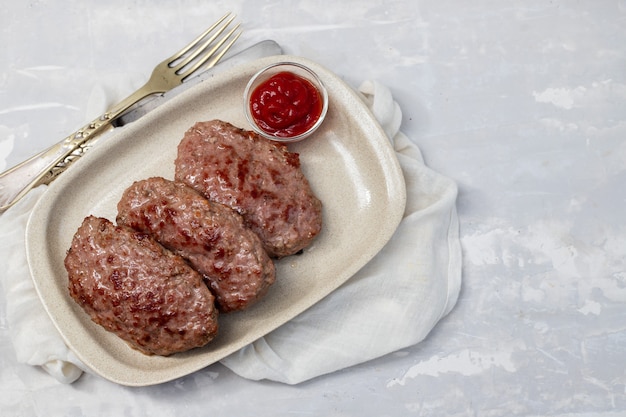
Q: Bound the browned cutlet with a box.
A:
[174,120,322,258]
[116,177,275,313]
[64,216,219,356]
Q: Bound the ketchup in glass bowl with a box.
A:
[244,62,328,142]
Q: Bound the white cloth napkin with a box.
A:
[0,80,461,385]
[221,81,462,383]
[0,185,87,383]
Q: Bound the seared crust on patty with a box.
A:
[174,120,322,258]
[64,216,219,356]
[116,177,275,313]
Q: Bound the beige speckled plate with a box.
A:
[25,55,406,386]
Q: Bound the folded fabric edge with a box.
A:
[0,184,87,383]
[396,136,462,319]
[220,80,463,384]
[0,79,463,387]
[442,203,462,318]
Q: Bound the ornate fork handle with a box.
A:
[39,85,153,181]
[0,55,192,211]
[44,126,107,183]
[0,111,119,212]
[0,13,241,213]
[0,67,184,213]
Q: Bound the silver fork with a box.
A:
[0,12,242,213]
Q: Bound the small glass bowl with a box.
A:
[243,61,328,143]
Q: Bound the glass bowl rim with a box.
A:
[243,61,329,143]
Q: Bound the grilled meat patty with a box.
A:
[116,177,275,313]
[174,120,322,258]
[64,216,218,356]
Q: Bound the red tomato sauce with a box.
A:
[249,71,323,138]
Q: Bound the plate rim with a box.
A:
[25,54,407,386]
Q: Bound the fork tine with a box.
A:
[200,28,243,69]
[178,26,242,80]
[0,13,244,210]
[168,12,234,62]
[174,15,238,71]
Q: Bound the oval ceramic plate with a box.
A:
[25,55,406,386]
